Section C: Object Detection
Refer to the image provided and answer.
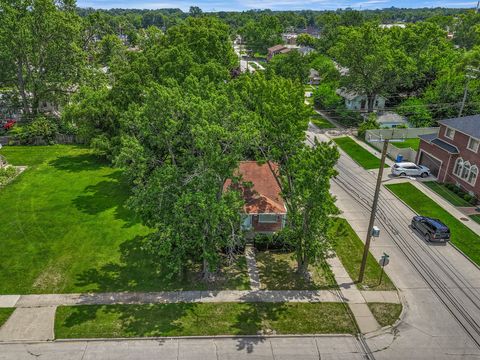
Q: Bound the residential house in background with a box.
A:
[377,112,409,128]
[267,45,292,60]
[308,69,321,85]
[336,88,386,112]
[416,115,480,198]
[224,161,287,235]
[281,32,297,45]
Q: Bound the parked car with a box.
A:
[411,216,450,242]
[392,162,430,177]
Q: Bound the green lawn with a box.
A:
[332,219,395,291]
[55,303,357,338]
[0,146,249,294]
[393,138,420,151]
[386,183,480,266]
[367,303,402,327]
[0,308,14,327]
[310,114,335,129]
[256,251,337,290]
[470,214,480,225]
[333,137,388,170]
[423,181,472,207]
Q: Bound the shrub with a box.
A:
[18,116,59,144]
[0,166,18,186]
[358,114,380,139]
[313,83,342,110]
[253,232,291,251]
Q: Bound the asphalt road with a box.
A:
[307,126,480,359]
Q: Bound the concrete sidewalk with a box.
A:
[0,307,56,342]
[328,257,380,333]
[0,335,368,360]
[0,288,400,309]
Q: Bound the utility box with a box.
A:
[372,226,380,237]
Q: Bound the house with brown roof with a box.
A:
[267,45,292,60]
[224,161,287,234]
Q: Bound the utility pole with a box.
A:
[458,66,480,117]
[358,139,389,283]
[476,0,479,13]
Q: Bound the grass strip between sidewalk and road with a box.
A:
[423,181,472,207]
[386,182,480,266]
[333,137,388,170]
[367,303,402,327]
[331,219,395,291]
[55,303,357,338]
[0,308,14,327]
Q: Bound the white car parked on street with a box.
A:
[391,162,430,178]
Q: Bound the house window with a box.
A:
[258,214,277,223]
[445,127,455,140]
[467,137,480,153]
[461,161,471,180]
[454,158,464,176]
[241,215,252,230]
[468,166,478,185]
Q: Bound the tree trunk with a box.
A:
[202,257,214,282]
[17,59,29,116]
[296,256,310,281]
[367,94,376,113]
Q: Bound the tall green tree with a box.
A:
[117,79,254,279]
[267,50,309,83]
[0,0,84,116]
[241,74,339,277]
[240,15,283,54]
[330,22,404,112]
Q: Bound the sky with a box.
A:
[76,0,479,11]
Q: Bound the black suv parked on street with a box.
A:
[411,216,451,242]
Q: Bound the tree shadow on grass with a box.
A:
[72,171,140,228]
[49,154,108,173]
[59,303,196,337]
[256,251,335,290]
[58,302,290,340]
[75,235,246,292]
[234,301,288,353]
[75,235,183,292]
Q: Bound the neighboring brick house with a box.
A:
[267,45,292,60]
[416,115,480,198]
[224,161,287,234]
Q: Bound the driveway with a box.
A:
[307,127,480,359]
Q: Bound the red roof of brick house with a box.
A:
[224,161,287,214]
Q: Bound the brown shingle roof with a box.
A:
[224,161,286,214]
[268,44,287,52]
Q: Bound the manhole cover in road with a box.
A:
[460,217,469,221]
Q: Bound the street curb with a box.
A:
[364,290,407,338]
[0,334,358,345]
